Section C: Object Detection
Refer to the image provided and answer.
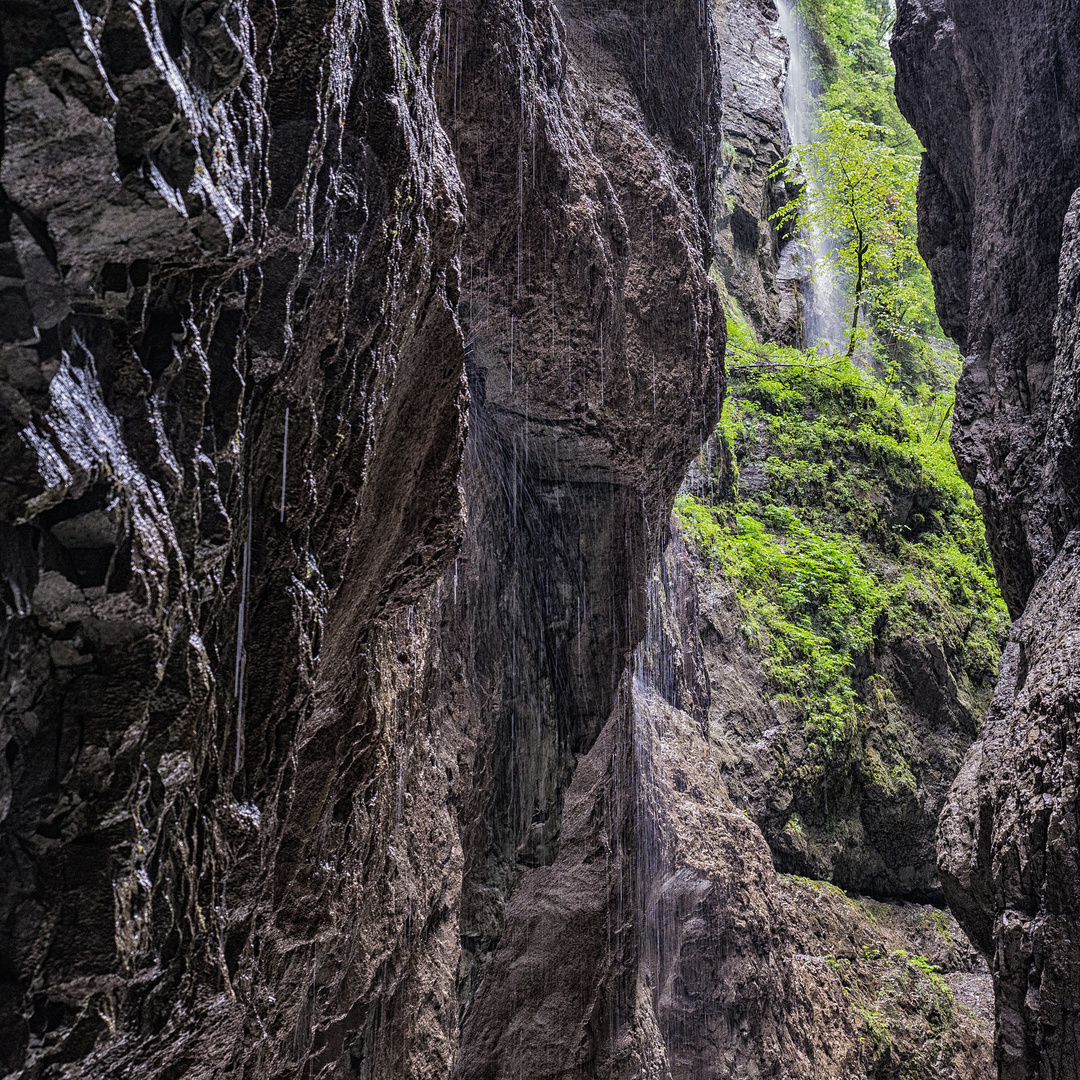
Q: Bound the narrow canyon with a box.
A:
[0,1,1076,1078]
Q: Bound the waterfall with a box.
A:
[775,0,848,352]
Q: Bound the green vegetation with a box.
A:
[860,1006,892,1060]
[774,112,920,356]
[882,950,956,1033]
[929,908,954,941]
[681,0,1008,806]
[776,0,950,391]
[676,315,1008,775]
[777,879,981,1076]
[795,0,914,145]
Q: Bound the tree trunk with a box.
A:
[847,242,865,357]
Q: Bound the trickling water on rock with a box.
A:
[0,0,1050,1076]
[775,0,848,351]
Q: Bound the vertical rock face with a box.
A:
[454,532,993,1080]
[712,0,791,338]
[894,2,1080,1076]
[936,535,1080,1080]
[430,0,727,1067]
[0,0,723,1076]
[893,0,1080,617]
[0,1,1005,1078]
[1,0,472,1075]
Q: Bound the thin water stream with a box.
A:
[775,0,848,351]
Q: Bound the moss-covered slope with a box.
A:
[676,316,1008,899]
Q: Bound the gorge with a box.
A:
[0,1,1076,1079]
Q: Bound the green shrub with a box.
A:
[676,327,1008,773]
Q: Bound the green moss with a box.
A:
[676,331,1008,774]
[930,908,954,941]
[890,951,956,1028]
[860,1007,892,1060]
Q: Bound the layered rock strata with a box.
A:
[894,2,1080,1076]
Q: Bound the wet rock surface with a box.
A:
[0,0,461,1076]
[894,2,1080,1076]
[1,0,722,1075]
[456,532,993,1079]
[0,1,995,1078]
[1,0,473,1075]
[937,533,1080,1080]
[713,0,793,339]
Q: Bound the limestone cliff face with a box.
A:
[0,0,722,1075]
[428,0,727,1065]
[1,0,470,1075]
[713,0,792,338]
[893,0,1080,617]
[893,3,1080,1077]
[454,530,992,1079]
[0,1,1000,1077]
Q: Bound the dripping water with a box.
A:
[280,405,289,522]
[775,0,847,351]
[234,505,253,773]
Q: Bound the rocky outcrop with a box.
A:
[893,0,1080,617]
[690,556,995,904]
[1,0,471,1075]
[894,2,1080,1076]
[0,0,723,1076]
[430,0,727,1046]
[455,530,993,1079]
[713,0,792,338]
[937,531,1080,1080]
[0,1,1002,1077]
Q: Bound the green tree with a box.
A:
[774,111,920,356]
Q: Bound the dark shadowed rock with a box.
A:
[0,0,470,1074]
[0,0,723,1075]
[456,528,993,1079]
[894,2,1080,1076]
[893,0,1080,618]
[937,533,1080,1080]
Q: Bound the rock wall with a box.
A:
[893,0,1080,617]
[712,0,793,339]
[0,1,1002,1077]
[430,0,727,1056]
[455,529,992,1079]
[1,0,471,1075]
[893,2,1080,1077]
[0,0,723,1075]
[684,523,997,905]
